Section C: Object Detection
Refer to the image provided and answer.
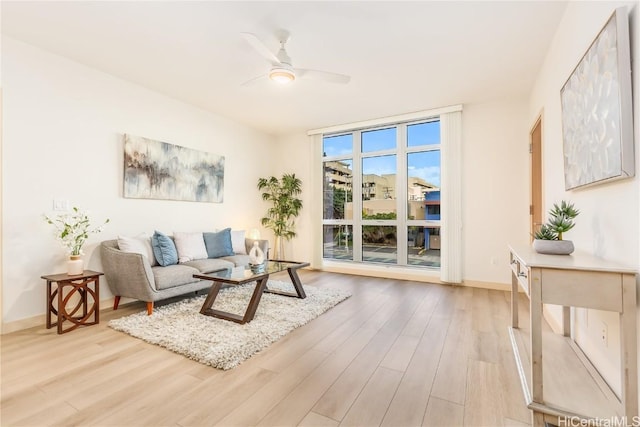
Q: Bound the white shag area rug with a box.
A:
[109,281,351,370]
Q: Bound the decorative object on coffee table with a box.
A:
[257,173,302,259]
[45,206,109,275]
[532,200,580,255]
[41,270,103,334]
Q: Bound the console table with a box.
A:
[508,245,637,426]
[41,270,102,334]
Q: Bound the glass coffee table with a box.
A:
[193,260,309,324]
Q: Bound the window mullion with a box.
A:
[397,124,408,266]
[352,130,363,262]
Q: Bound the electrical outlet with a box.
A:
[600,321,608,347]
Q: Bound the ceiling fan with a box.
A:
[241,30,351,86]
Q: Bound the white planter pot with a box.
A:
[532,239,574,255]
[67,255,84,275]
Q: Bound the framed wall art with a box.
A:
[561,7,634,190]
[123,134,225,202]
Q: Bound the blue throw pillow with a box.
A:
[151,230,178,266]
[203,228,234,258]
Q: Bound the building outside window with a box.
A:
[322,119,441,268]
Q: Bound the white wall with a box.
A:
[276,99,530,286]
[2,37,276,329]
[528,1,639,398]
[461,100,530,284]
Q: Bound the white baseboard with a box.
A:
[1,297,117,335]
[2,271,511,334]
[321,262,510,291]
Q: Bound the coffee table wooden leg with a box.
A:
[200,278,271,324]
[200,282,223,314]
[287,267,307,299]
[242,277,269,323]
[264,267,307,299]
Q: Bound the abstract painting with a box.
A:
[560,7,634,190]
[123,134,224,202]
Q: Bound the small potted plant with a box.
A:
[45,206,110,274]
[533,200,579,255]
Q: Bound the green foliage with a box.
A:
[362,212,397,245]
[362,211,396,220]
[44,206,110,255]
[257,174,303,241]
[535,200,580,241]
[327,187,351,219]
[533,224,557,240]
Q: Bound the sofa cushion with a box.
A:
[174,231,208,263]
[220,254,251,267]
[117,233,158,266]
[203,228,234,258]
[151,231,178,266]
[231,230,247,254]
[152,264,200,290]
[182,258,234,274]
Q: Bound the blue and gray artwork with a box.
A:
[124,134,224,203]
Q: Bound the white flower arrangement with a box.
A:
[44,207,109,256]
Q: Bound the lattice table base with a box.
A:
[41,271,103,334]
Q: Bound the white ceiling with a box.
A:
[1,1,568,136]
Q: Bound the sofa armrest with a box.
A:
[100,240,158,301]
[244,238,270,260]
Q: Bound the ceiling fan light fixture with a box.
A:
[269,67,295,84]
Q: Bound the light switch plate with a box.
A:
[53,199,69,211]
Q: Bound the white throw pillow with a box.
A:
[117,233,158,266]
[174,232,208,263]
[231,230,247,254]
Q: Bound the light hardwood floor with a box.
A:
[1,270,532,426]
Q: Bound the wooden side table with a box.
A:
[41,270,103,334]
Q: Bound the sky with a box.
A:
[323,121,441,186]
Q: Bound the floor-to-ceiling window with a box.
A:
[322,118,441,268]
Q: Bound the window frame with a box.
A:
[322,117,441,268]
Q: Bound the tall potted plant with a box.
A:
[257,174,303,259]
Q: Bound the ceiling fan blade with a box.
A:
[241,32,281,65]
[240,74,268,87]
[295,68,351,84]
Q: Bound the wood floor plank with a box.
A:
[215,349,329,426]
[429,292,473,405]
[464,359,506,426]
[423,397,464,427]
[379,334,420,372]
[312,289,423,421]
[254,326,381,426]
[298,412,340,427]
[339,367,404,427]
[380,314,452,427]
[0,271,532,427]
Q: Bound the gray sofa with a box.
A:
[100,238,269,315]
